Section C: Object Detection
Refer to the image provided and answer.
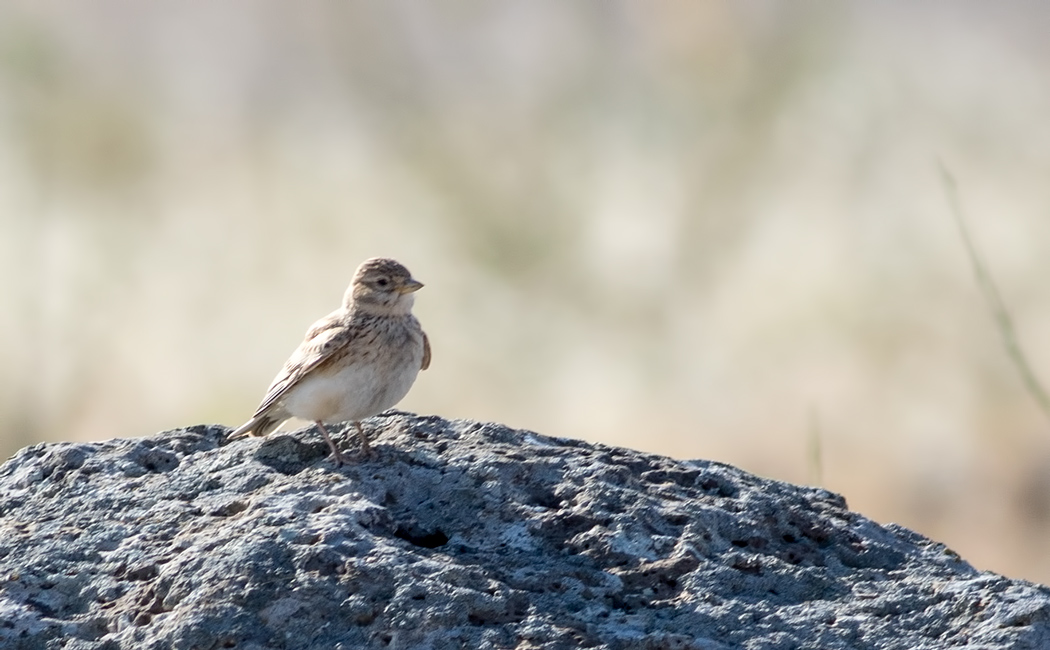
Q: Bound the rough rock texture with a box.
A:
[2,412,1049,650]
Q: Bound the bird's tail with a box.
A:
[228,412,284,440]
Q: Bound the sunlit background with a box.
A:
[3,1,1050,583]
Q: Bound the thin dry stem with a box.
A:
[938,161,1050,426]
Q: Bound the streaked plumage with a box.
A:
[230,257,430,464]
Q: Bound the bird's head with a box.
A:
[345,257,423,314]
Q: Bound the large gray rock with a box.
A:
[1,412,1048,649]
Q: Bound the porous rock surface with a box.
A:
[1,412,1049,650]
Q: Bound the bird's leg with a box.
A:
[354,421,371,456]
[314,421,346,466]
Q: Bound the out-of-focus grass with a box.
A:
[3,2,1050,584]
[940,162,1050,424]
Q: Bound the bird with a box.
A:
[229,257,431,465]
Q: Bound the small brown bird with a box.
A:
[229,257,431,464]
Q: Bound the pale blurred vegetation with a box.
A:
[3,1,1050,583]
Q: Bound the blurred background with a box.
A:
[3,1,1050,583]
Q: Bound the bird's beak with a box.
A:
[397,278,424,294]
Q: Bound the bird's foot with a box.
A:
[329,447,348,466]
[353,422,372,458]
[315,421,348,466]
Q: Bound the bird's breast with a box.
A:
[282,319,425,423]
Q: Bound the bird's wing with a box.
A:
[421,331,431,370]
[252,310,353,418]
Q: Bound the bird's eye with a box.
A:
[375,278,390,288]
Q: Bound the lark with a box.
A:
[229,257,431,464]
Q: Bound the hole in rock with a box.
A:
[394,527,449,549]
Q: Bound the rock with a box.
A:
[1,412,1048,650]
